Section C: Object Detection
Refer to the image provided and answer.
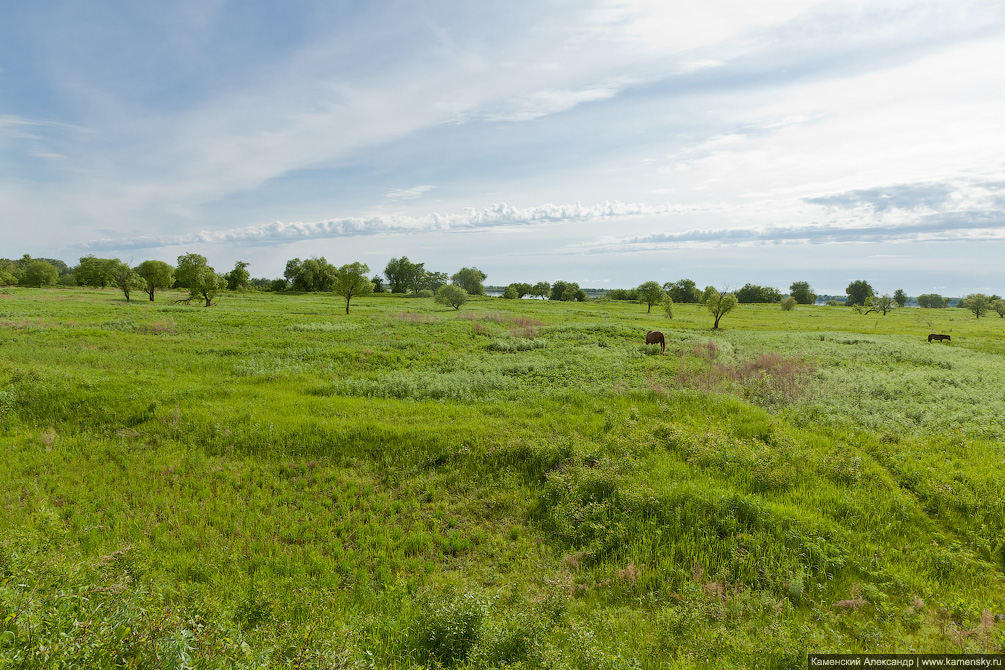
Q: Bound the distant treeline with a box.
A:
[3,255,1000,316]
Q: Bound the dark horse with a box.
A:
[928,333,951,343]
[646,330,666,353]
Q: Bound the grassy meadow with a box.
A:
[1,286,1004,668]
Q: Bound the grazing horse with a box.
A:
[928,333,951,344]
[646,330,666,353]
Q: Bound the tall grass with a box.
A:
[1,287,1004,667]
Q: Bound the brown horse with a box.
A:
[646,330,665,353]
[928,333,951,343]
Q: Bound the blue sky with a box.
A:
[2,0,1004,295]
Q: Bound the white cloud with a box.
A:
[79,199,724,251]
[384,185,436,200]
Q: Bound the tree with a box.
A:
[736,283,782,303]
[531,282,551,299]
[665,279,702,304]
[992,299,1005,318]
[662,294,674,319]
[893,289,909,308]
[188,265,226,306]
[136,260,175,302]
[506,282,532,299]
[789,281,816,305]
[503,286,519,299]
[917,293,948,308]
[781,296,797,311]
[845,280,874,306]
[22,260,59,287]
[451,267,487,295]
[225,261,250,291]
[284,258,303,287]
[384,257,422,294]
[865,294,895,315]
[109,261,143,302]
[333,262,373,314]
[705,289,738,329]
[961,293,991,319]
[637,281,666,314]
[0,259,18,286]
[550,280,585,301]
[419,270,449,293]
[175,253,209,289]
[435,284,468,310]
[289,257,337,292]
[75,255,118,288]
[371,275,386,293]
[701,285,717,304]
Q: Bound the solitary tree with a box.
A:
[893,289,909,308]
[705,289,738,329]
[845,280,875,306]
[333,262,373,314]
[175,253,209,289]
[109,261,144,302]
[789,281,816,305]
[961,293,991,319]
[435,284,468,310]
[225,261,251,291]
[781,296,797,311]
[992,299,1005,318]
[451,267,487,295]
[637,281,666,314]
[136,260,175,301]
[865,294,896,315]
[188,265,226,306]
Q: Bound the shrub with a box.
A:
[781,296,797,311]
[410,592,488,666]
[436,285,468,310]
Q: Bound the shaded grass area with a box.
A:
[1,288,1004,667]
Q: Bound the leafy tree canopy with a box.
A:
[225,261,250,291]
[333,262,374,314]
[736,283,782,304]
[705,289,738,329]
[22,260,59,287]
[451,267,487,295]
[136,260,175,302]
[637,281,666,313]
[789,281,816,305]
[175,253,209,289]
[665,279,702,304]
[845,280,875,306]
[435,284,468,310]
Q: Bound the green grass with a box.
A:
[1,288,1004,667]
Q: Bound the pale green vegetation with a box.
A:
[1,287,1004,668]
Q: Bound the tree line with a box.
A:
[3,254,1002,320]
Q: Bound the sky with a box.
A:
[2,0,1004,295]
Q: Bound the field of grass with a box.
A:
[1,286,1004,668]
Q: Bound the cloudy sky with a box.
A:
[2,0,1003,295]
